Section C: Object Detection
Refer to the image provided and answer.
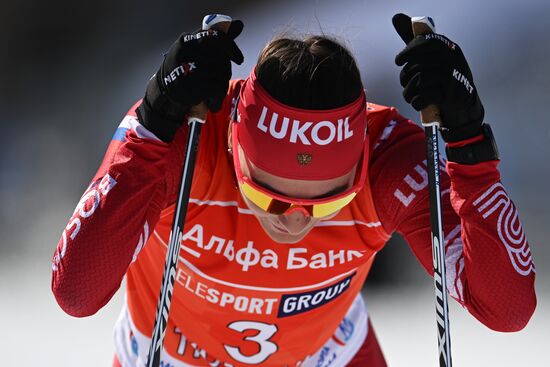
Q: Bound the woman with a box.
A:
[51,13,536,366]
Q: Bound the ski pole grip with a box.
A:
[411,16,442,127]
[187,15,233,124]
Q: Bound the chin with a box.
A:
[265,231,309,244]
[260,221,313,244]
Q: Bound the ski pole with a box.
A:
[145,14,233,367]
[411,16,453,367]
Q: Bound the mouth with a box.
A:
[271,222,290,233]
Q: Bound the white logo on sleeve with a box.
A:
[473,183,535,276]
[394,159,446,207]
[52,174,117,271]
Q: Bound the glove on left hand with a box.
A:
[137,19,244,142]
[392,13,484,142]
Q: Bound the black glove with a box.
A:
[392,13,484,142]
[137,19,244,142]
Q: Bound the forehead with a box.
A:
[237,144,354,199]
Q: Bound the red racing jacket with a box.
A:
[51,79,536,366]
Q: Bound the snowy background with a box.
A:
[1,0,549,365]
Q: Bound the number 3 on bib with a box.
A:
[224,321,278,364]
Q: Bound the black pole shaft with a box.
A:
[424,125,453,367]
[146,120,203,367]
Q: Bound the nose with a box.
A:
[278,208,311,234]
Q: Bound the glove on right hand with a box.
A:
[392,13,484,142]
[137,19,244,142]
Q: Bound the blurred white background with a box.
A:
[1,0,548,365]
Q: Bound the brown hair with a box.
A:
[255,35,363,110]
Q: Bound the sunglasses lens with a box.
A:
[311,193,357,218]
[241,181,357,218]
[241,182,273,211]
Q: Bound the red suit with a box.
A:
[51,80,536,366]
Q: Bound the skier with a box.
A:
[51,13,536,367]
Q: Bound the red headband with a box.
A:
[233,69,368,180]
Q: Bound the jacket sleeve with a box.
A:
[369,111,536,332]
[51,102,186,317]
